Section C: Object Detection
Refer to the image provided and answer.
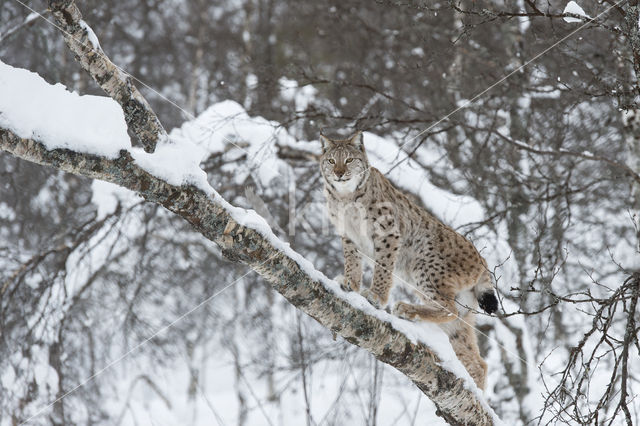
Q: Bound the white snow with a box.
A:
[278,77,318,111]
[110,347,449,426]
[530,85,561,99]
[0,201,16,220]
[79,20,101,51]
[25,12,39,24]
[91,180,140,220]
[170,100,286,187]
[563,1,590,23]
[131,140,209,188]
[0,60,131,158]
[411,47,425,57]
[518,95,531,110]
[0,364,16,390]
[516,0,531,32]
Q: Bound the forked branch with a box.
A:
[48,0,167,153]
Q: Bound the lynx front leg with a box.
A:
[342,237,362,291]
[363,230,400,309]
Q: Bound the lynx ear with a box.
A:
[320,134,332,153]
[349,131,364,152]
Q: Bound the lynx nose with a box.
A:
[335,169,345,178]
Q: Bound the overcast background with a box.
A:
[1,0,639,424]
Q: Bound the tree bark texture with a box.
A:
[625,0,640,93]
[48,0,167,153]
[0,127,495,426]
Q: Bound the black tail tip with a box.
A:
[478,291,498,314]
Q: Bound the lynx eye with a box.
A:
[328,158,335,164]
[345,158,354,164]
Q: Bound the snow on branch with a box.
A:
[47,0,167,153]
[0,9,45,44]
[0,58,500,425]
[562,1,591,23]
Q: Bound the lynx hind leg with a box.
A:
[443,318,487,390]
[393,301,457,323]
[392,289,458,323]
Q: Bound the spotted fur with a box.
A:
[319,132,498,389]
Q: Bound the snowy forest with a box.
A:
[1,0,639,425]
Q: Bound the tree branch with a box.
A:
[467,123,640,186]
[0,9,47,44]
[47,0,167,153]
[448,1,624,35]
[0,126,497,425]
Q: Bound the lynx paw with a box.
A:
[393,302,417,321]
[361,288,386,309]
[334,274,349,292]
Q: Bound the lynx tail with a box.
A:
[474,272,498,314]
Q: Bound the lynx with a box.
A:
[319,131,498,389]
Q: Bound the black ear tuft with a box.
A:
[349,131,364,152]
[319,134,332,153]
[478,291,498,314]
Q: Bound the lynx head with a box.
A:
[319,131,370,194]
